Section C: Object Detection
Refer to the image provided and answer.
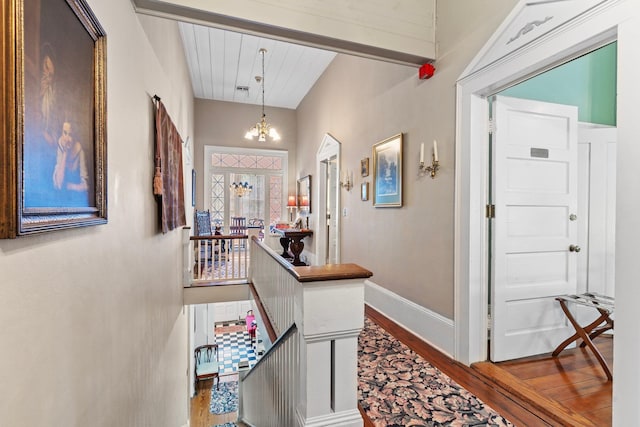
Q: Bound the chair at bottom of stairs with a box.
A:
[194,344,219,392]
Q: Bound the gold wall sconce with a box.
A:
[340,170,353,191]
[418,140,440,178]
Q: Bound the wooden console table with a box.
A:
[274,228,313,266]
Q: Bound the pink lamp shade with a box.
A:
[301,196,309,207]
[287,195,297,207]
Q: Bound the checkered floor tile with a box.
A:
[215,321,258,374]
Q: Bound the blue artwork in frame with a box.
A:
[373,133,403,207]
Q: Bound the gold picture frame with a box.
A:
[361,182,369,201]
[372,133,403,207]
[361,157,369,177]
[1,0,107,237]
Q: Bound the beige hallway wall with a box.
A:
[0,1,193,425]
[192,99,298,211]
[294,0,517,319]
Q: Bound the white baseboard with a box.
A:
[296,408,363,427]
[364,279,455,357]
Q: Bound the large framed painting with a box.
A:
[372,133,403,207]
[1,0,107,237]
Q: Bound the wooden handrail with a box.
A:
[241,322,297,382]
[248,282,278,343]
[250,236,373,282]
[190,234,247,241]
[288,263,373,282]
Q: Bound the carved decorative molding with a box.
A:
[507,16,553,44]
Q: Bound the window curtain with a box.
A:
[153,98,186,233]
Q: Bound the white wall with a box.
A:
[0,0,193,425]
[613,5,640,424]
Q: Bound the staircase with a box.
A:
[235,237,373,426]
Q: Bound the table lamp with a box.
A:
[287,195,297,222]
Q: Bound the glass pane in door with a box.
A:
[269,175,283,224]
[230,173,265,222]
[210,173,225,226]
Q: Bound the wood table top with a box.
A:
[273,228,313,237]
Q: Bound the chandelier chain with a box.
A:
[260,48,266,118]
[244,47,280,142]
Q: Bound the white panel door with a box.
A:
[491,96,579,362]
[213,302,239,322]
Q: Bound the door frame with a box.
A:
[576,125,617,299]
[454,0,627,366]
[203,145,289,228]
[316,133,342,265]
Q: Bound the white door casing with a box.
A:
[203,145,288,228]
[576,126,617,326]
[207,303,216,344]
[436,0,640,420]
[491,96,579,362]
[454,0,626,366]
[316,133,341,265]
[577,126,617,298]
[326,157,339,264]
[194,304,209,348]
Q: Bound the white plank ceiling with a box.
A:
[179,23,337,110]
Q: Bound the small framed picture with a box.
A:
[191,169,196,207]
[361,182,369,201]
[361,157,370,177]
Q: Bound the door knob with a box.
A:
[569,244,581,253]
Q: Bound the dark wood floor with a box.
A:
[191,306,612,427]
[479,336,613,426]
[190,374,245,427]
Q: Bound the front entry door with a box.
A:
[491,96,579,362]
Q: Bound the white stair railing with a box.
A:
[248,236,297,335]
[183,227,258,285]
[242,237,372,427]
[240,323,299,427]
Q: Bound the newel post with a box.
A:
[294,271,370,427]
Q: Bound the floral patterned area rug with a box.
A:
[358,318,513,427]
